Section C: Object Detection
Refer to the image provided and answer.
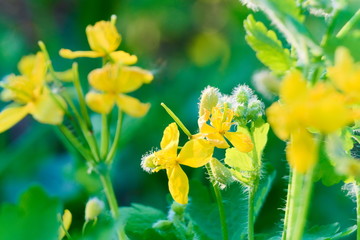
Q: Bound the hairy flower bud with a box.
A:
[141,152,157,173]
[199,86,220,116]
[209,158,234,189]
[232,85,254,105]
[85,197,104,221]
[252,70,280,99]
[247,98,264,120]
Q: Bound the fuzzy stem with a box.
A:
[101,114,110,160]
[337,8,360,38]
[284,169,303,240]
[248,184,257,240]
[292,167,314,240]
[106,109,123,164]
[281,170,293,240]
[161,103,192,138]
[99,173,127,240]
[206,164,229,240]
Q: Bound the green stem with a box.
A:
[101,114,109,160]
[99,173,127,240]
[205,164,228,240]
[281,171,293,240]
[161,103,192,138]
[58,124,94,162]
[356,182,360,240]
[337,8,360,38]
[284,169,303,240]
[321,9,340,46]
[106,110,123,164]
[292,167,315,240]
[72,62,92,129]
[248,184,257,240]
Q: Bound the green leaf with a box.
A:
[0,186,61,240]
[251,120,270,163]
[244,15,295,74]
[313,138,346,186]
[187,167,276,240]
[304,223,356,240]
[225,147,254,184]
[121,204,166,240]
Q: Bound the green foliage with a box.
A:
[0,186,61,240]
[304,223,356,240]
[187,168,275,240]
[244,15,295,74]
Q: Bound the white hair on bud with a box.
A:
[239,0,259,11]
[140,149,157,173]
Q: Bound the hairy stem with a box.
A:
[106,109,123,164]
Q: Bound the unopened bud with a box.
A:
[153,220,172,229]
[247,98,264,120]
[199,86,220,116]
[252,70,280,99]
[209,158,234,189]
[232,85,254,105]
[85,197,104,221]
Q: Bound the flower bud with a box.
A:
[232,85,254,105]
[85,197,104,221]
[246,98,264,121]
[252,70,280,99]
[209,158,234,189]
[152,220,173,229]
[199,86,220,116]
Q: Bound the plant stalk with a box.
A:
[100,173,127,240]
[106,109,123,164]
[356,182,360,240]
[205,164,229,240]
[248,184,257,240]
[101,114,110,160]
[337,8,360,38]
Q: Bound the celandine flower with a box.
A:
[59,18,137,64]
[0,52,66,132]
[142,123,214,204]
[267,69,353,173]
[85,63,153,117]
[196,106,253,152]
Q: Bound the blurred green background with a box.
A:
[0,0,356,237]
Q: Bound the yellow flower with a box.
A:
[59,209,72,240]
[85,64,153,117]
[267,69,353,173]
[149,123,214,204]
[59,19,137,64]
[0,52,66,133]
[196,106,253,152]
[327,47,360,103]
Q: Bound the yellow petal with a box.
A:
[224,131,253,153]
[280,70,308,104]
[85,92,116,114]
[116,66,154,93]
[18,52,47,86]
[30,92,66,125]
[160,122,179,151]
[59,49,102,59]
[0,105,30,133]
[207,133,229,148]
[178,139,213,167]
[116,94,150,117]
[286,129,318,173]
[86,21,121,54]
[166,165,189,204]
[59,209,72,240]
[266,102,293,140]
[110,51,138,65]
[88,65,117,92]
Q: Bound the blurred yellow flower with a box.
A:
[58,209,72,240]
[85,64,153,117]
[196,106,253,153]
[327,47,360,103]
[148,123,214,204]
[59,19,137,64]
[0,52,66,133]
[267,69,353,173]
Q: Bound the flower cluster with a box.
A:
[142,86,257,204]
